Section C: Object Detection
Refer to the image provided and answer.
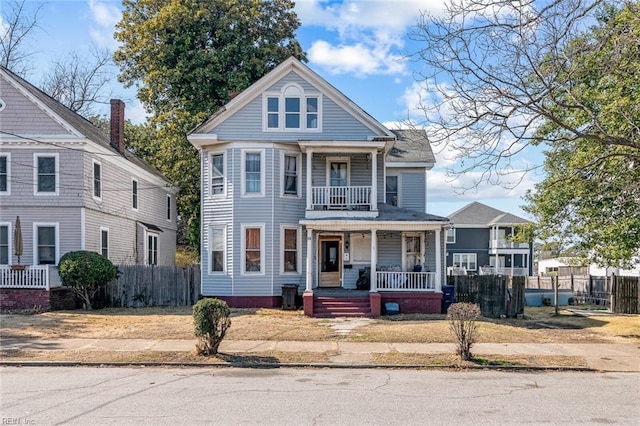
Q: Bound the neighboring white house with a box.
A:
[0,66,178,299]
[188,57,451,316]
[537,258,640,277]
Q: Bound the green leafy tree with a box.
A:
[525,2,640,268]
[410,0,639,267]
[113,0,305,247]
[58,251,118,310]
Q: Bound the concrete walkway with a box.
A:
[1,337,639,372]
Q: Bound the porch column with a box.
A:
[370,150,378,211]
[305,228,313,291]
[435,228,442,292]
[511,253,514,276]
[370,229,378,291]
[306,150,313,211]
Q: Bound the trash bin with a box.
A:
[282,284,298,310]
[442,285,455,313]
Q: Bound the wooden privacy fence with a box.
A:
[102,265,200,308]
[611,275,639,314]
[449,275,525,318]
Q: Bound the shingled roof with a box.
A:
[387,129,435,164]
[448,201,530,226]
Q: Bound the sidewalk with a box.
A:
[1,337,639,372]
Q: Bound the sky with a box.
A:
[7,0,541,219]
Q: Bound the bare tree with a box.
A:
[0,0,42,75]
[41,47,115,117]
[407,0,626,189]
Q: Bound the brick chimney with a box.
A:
[110,99,125,155]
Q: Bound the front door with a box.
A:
[319,238,342,287]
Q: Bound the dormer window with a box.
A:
[263,84,321,132]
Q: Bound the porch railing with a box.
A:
[311,186,371,210]
[376,271,436,291]
[0,265,50,290]
[489,240,530,250]
[479,266,528,276]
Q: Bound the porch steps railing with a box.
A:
[313,296,371,317]
[0,265,50,290]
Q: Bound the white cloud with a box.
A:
[88,0,121,50]
[298,0,448,76]
[125,99,148,125]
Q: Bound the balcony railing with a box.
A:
[311,186,371,211]
[479,266,528,276]
[489,240,530,250]
[0,265,50,290]
[376,271,436,291]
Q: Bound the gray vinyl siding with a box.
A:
[377,233,402,268]
[446,228,490,268]
[84,211,137,264]
[386,167,426,211]
[0,206,81,265]
[213,72,375,141]
[0,78,74,135]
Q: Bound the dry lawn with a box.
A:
[1,306,638,344]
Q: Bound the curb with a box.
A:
[0,360,597,372]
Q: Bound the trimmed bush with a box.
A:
[58,251,117,310]
[193,298,231,355]
[447,302,481,361]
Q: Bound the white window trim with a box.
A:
[208,225,227,275]
[241,149,266,197]
[453,253,477,271]
[325,157,351,186]
[144,230,159,266]
[402,232,425,272]
[100,227,109,259]
[241,223,266,276]
[166,195,172,222]
[262,84,322,132]
[446,228,456,244]
[280,151,301,198]
[0,153,10,195]
[0,222,12,265]
[209,151,226,198]
[33,153,59,196]
[280,224,302,275]
[33,222,59,265]
[132,178,139,211]
[92,159,102,201]
[385,174,401,207]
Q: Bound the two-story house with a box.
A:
[446,202,533,276]
[0,66,178,302]
[188,57,450,316]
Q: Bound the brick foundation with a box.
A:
[0,288,51,311]
[380,292,443,314]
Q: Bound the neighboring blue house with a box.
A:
[188,57,450,316]
[445,202,533,276]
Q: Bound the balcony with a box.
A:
[306,186,377,219]
[489,239,530,253]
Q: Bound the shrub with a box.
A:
[447,302,481,361]
[193,298,231,355]
[58,251,117,310]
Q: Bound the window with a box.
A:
[210,226,225,273]
[282,153,299,197]
[147,233,158,265]
[329,161,348,187]
[35,224,57,265]
[242,224,265,274]
[35,154,58,194]
[446,228,456,244]
[210,153,225,195]
[453,253,477,271]
[386,176,398,206]
[0,154,9,194]
[100,228,109,258]
[404,234,423,271]
[0,225,8,264]
[166,195,171,221]
[263,85,322,131]
[281,226,300,274]
[242,150,264,196]
[93,161,102,199]
[132,179,138,210]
